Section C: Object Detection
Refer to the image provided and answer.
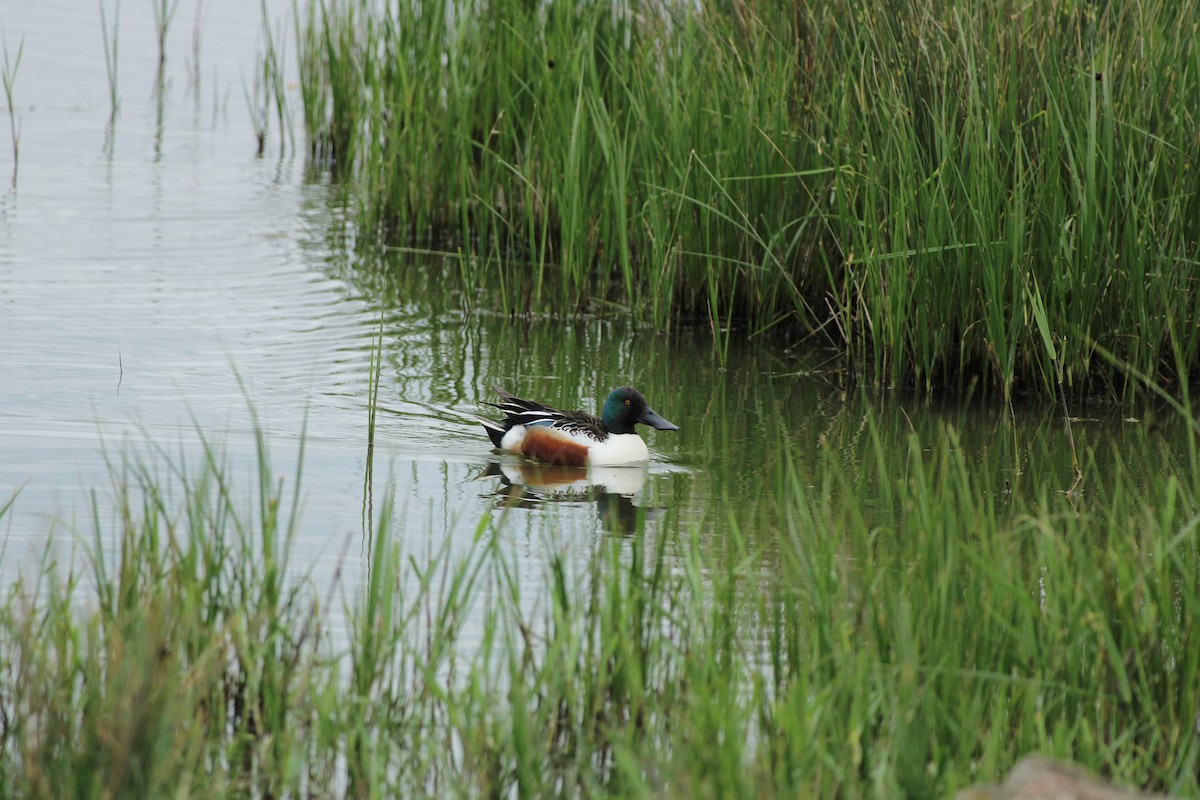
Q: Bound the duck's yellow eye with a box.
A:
[625,399,631,405]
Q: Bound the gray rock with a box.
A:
[956,756,1177,800]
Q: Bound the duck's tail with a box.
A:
[480,418,507,448]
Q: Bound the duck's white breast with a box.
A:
[586,433,650,465]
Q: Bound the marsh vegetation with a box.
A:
[294,0,1200,401]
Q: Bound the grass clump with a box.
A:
[3,404,1200,796]
[246,1,291,157]
[1,431,323,798]
[291,0,1200,401]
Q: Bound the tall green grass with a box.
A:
[1,31,21,186]
[98,0,120,122]
[3,407,1199,796]
[151,0,181,71]
[291,0,1200,401]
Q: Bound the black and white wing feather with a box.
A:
[489,386,607,441]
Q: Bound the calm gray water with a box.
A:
[0,0,699,613]
[1,0,378,590]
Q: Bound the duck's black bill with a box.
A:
[639,407,679,431]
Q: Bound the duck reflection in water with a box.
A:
[481,461,658,534]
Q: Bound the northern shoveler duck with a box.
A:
[480,386,679,467]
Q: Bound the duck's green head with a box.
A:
[601,387,679,436]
